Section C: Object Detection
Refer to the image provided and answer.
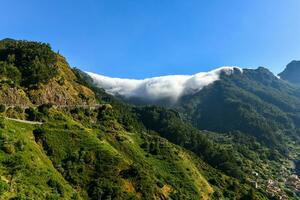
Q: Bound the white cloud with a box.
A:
[87,66,243,102]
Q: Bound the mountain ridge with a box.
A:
[87,66,243,105]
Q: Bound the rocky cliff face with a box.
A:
[0,55,96,106]
[0,86,31,106]
[279,60,300,85]
[27,55,96,105]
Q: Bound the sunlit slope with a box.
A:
[0,120,79,199]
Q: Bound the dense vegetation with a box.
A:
[178,67,300,149]
[2,39,300,199]
[0,103,268,199]
[0,39,57,87]
[86,64,300,198]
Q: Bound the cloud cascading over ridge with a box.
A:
[87,67,243,103]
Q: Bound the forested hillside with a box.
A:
[0,39,271,199]
[88,55,300,199]
[178,67,300,148]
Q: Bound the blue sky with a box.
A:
[1,0,300,78]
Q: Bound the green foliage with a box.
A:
[0,39,58,87]
[0,116,5,129]
[14,106,23,113]
[2,143,15,154]
[0,104,6,113]
[2,154,25,177]
[0,61,21,85]
[38,103,53,115]
[178,68,300,150]
[47,179,65,196]
[33,127,46,142]
[28,106,265,200]
[6,107,25,119]
[135,106,244,179]
[0,180,9,195]
[25,107,43,121]
[0,120,78,199]
[1,39,293,199]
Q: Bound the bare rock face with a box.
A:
[279,61,300,85]
[28,80,96,105]
[0,85,31,106]
[0,55,97,106]
[27,56,97,106]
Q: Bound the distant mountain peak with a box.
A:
[278,60,300,84]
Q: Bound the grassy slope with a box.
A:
[0,107,218,199]
[0,120,78,199]
[40,118,215,199]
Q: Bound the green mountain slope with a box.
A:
[0,119,78,200]
[0,39,269,199]
[0,104,266,199]
[178,67,300,148]
[86,63,300,199]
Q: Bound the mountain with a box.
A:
[0,39,96,106]
[178,67,300,148]
[87,66,242,106]
[88,65,300,147]
[278,60,300,85]
[0,39,269,199]
[88,63,300,199]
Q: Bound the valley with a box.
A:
[0,39,300,199]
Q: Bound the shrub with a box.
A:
[0,104,5,113]
[9,194,28,200]
[120,165,139,178]
[71,193,80,200]
[2,143,15,154]
[6,107,24,119]
[0,180,9,195]
[0,117,5,129]
[47,179,64,196]
[25,107,37,121]
[14,106,23,113]
[15,140,25,151]
[46,194,60,200]
[25,107,43,121]
[38,103,53,115]
[33,128,46,142]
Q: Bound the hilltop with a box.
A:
[0,39,96,106]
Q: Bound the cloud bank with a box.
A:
[87,66,243,102]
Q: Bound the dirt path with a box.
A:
[5,117,43,125]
